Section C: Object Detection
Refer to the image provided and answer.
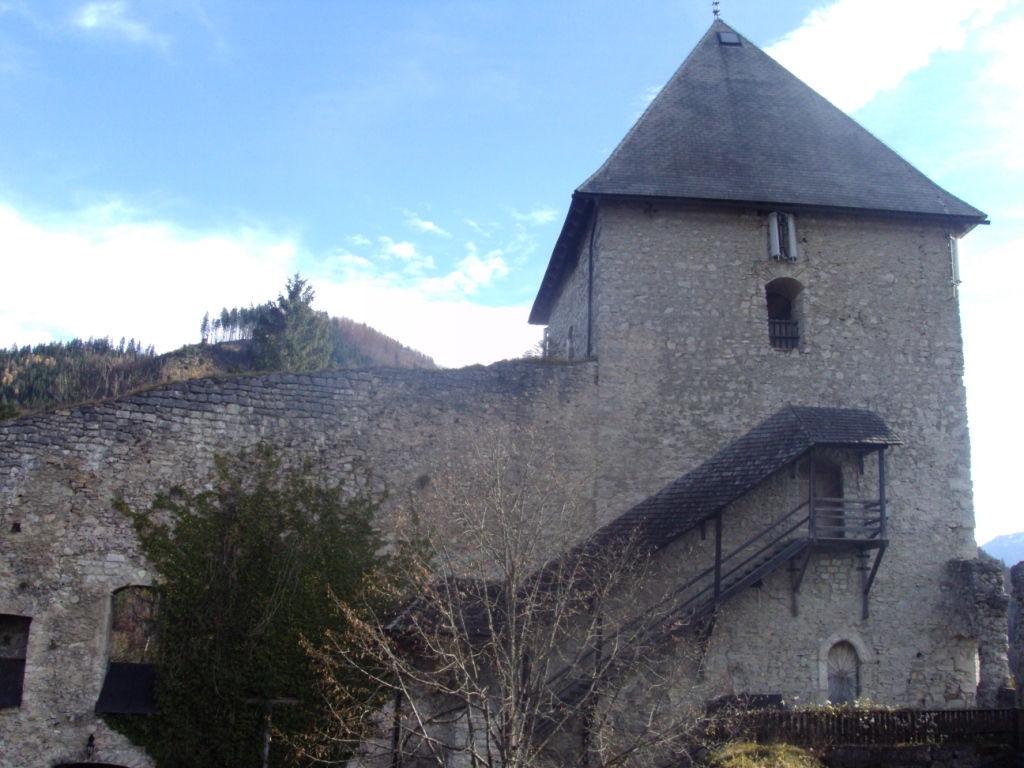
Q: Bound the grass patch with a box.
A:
[705,742,825,768]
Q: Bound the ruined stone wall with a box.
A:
[0,361,599,768]
[1011,562,1024,706]
[942,558,1013,707]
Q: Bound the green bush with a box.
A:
[106,447,388,767]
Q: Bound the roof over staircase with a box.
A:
[592,405,901,554]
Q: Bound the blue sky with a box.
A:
[1,0,1022,543]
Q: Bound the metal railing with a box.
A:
[811,498,883,540]
[769,319,799,349]
[735,707,1024,748]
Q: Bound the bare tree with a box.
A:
[297,425,706,768]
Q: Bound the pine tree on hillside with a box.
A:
[250,274,334,373]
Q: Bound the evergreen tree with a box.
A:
[250,274,334,373]
[108,448,387,767]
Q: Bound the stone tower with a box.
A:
[529,20,997,707]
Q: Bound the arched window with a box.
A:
[109,586,157,664]
[827,641,860,705]
[95,586,158,715]
[0,614,31,708]
[765,278,803,350]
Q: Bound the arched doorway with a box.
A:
[814,459,844,539]
[827,641,860,704]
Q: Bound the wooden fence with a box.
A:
[736,708,1023,748]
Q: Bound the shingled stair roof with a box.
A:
[529,19,987,324]
[534,406,901,723]
[592,405,901,555]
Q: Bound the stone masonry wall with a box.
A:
[0,361,599,768]
[546,202,983,707]
[0,200,996,765]
[1012,563,1024,706]
[546,214,596,361]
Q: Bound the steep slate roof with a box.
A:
[529,19,987,324]
[591,405,902,554]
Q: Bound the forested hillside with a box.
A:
[1,276,435,419]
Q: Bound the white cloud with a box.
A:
[960,13,1024,173]
[415,245,509,297]
[74,1,167,48]
[510,206,559,227]
[377,236,435,273]
[0,201,538,369]
[405,212,451,238]
[0,202,295,352]
[325,238,508,298]
[348,234,372,247]
[766,0,1011,113]
[958,229,1024,543]
[313,280,539,369]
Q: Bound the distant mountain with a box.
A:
[981,532,1024,568]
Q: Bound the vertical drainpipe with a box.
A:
[586,200,598,357]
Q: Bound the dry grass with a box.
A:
[704,742,825,768]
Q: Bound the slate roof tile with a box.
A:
[529,20,987,324]
[592,405,901,553]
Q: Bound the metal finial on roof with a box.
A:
[713,1,721,19]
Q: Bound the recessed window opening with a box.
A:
[0,614,31,708]
[768,212,798,262]
[827,641,860,705]
[109,586,158,664]
[765,277,802,350]
[95,586,158,715]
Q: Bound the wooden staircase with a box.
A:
[536,488,887,734]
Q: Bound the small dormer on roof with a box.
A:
[529,19,988,325]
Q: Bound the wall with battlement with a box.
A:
[0,361,598,768]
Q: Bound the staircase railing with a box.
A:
[540,492,887,717]
[811,497,882,540]
[543,500,814,704]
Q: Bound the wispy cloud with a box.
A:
[405,211,451,237]
[313,242,531,367]
[766,0,1010,113]
[510,206,559,226]
[74,1,168,48]
[327,237,507,298]
[633,84,663,119]
[464,218,499,238]
[417,244,509,297]
[377,236,435,273]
